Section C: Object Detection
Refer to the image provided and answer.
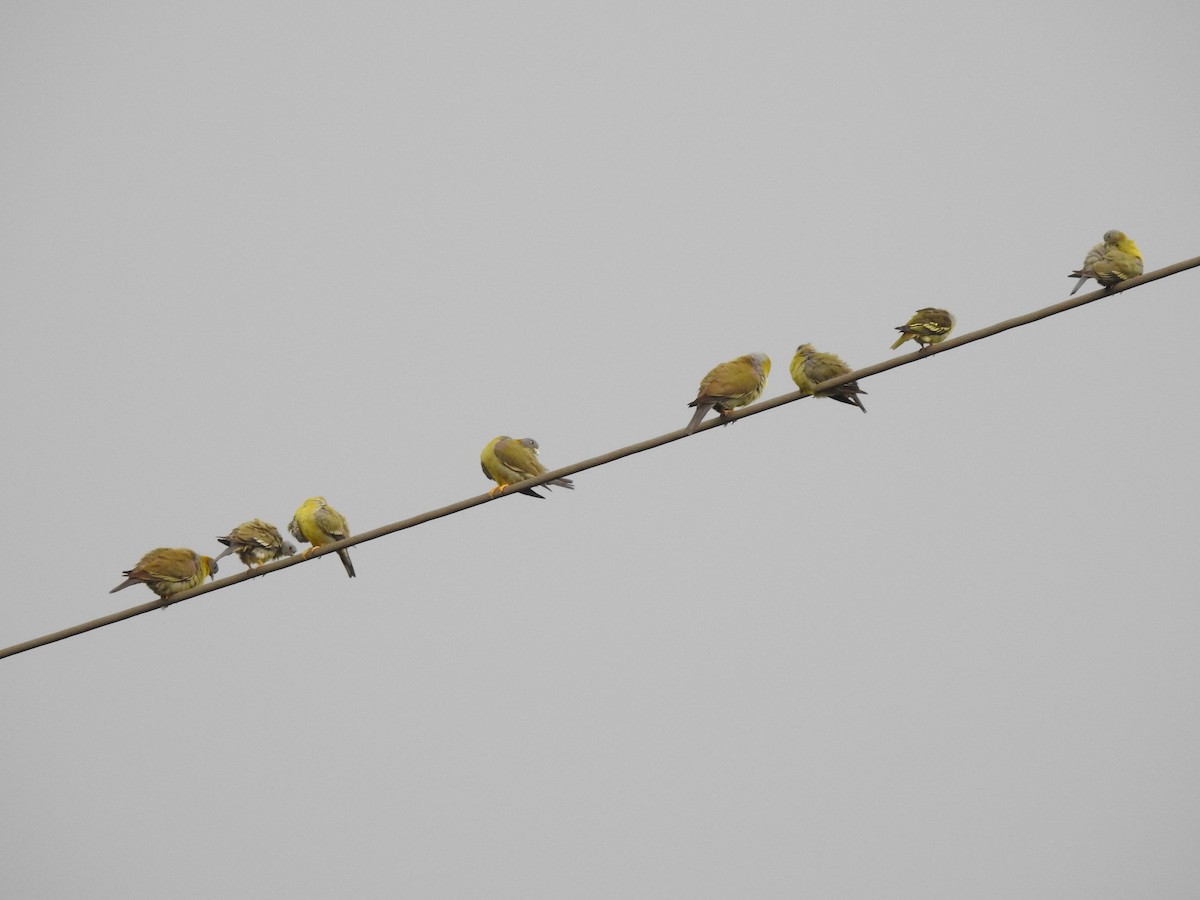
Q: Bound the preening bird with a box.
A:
[1069,230,1143,295]
[481,436,574,499]
[685,352,771,434]
[215,519,296,569]
[288,497,356,578]
[110,548,218,601]
[790,344,867,412]
[892,308,955,351]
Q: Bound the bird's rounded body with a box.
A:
[216,519,296,569]
[481,436,574,498]
[891,308,955,351]
[110,548,218,600]
[288,497,356,578]
[1069,230,1143,295]
[685,352,771,434]
[790,344,867,412]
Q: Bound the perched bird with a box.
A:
[790,344,867,412]
[1069,230,1143,295]
[110,548,218,601]
[892,308,956,351]
[288,497,356,578]
[481,436,575,499]
[215,519,297,569]
[685,352,771,434]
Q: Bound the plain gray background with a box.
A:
[3,1,1199,897]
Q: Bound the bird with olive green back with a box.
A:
[790,344,867,412]
[481,436,575,498]
[891,308,955,351]
[110,547,218,601]
[215,519,296,569]
[288,497,356,578]
[1069,230,1143,295]
[684,352,771,434]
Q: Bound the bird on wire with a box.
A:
[215,519,296,569]
[1069,230,1143,295]
[790,344,867,412]
[288,497,356,578]
[110,548,218,601]
[891,308,955,351]
[481,436,575,499]
[684,352,771,434]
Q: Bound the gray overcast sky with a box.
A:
[3,1,1199,897]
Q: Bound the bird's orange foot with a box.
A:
[488,485,508,497]
[301,547,318,560]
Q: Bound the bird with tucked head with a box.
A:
[685,352,771,434]
[891,308,955,351]
[481,436,575,499]
[215,519,296,569]
[288,497,355,578]
[1069,230,1142,295]
[790,344,867,412]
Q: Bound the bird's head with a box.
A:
[745,352,770,375]
[1109,231,1141,258]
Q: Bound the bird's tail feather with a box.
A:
[829,385,867,413]
[685,402,712,435]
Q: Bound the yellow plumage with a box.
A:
[481,436,575,498]
[110,548,218,601]
[1069,230,1143,295]
[685,352,771,434]
[790,344,867,412]
[288,497,356,578]
[891,308,955,351]
[215,519,297,569]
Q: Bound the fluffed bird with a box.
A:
[1069,230,1143,295]
[110,548,218,601]
[288,497,356,578]
[215,519,297,569]
[685,352,771,434]
[481,436,575,499]
[892,308,956,351]
[790,344,867,412]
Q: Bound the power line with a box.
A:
[3,255,1198,661]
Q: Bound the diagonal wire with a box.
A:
[3,255,1198,661]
